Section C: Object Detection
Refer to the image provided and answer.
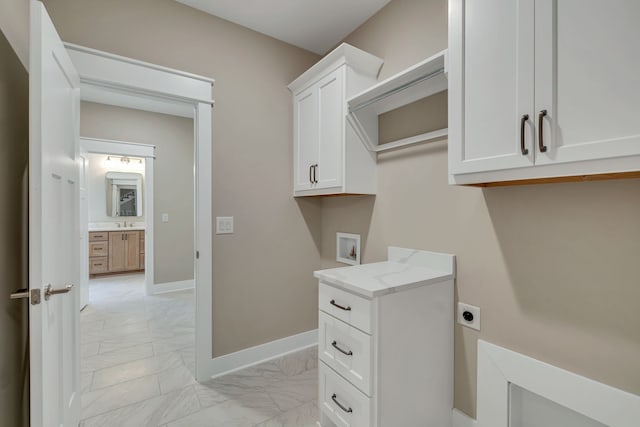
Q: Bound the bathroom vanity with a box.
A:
[88,227,145,276]
[314,247,455,427]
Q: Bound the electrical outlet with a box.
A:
[216,216,234,234]
[161,213,169,223]
[457,302,480,331]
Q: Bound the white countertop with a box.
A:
[89,227,145,232]
[314,247,455,298]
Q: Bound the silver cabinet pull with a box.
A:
[331,394,353,414]
[331,340,353,356]
[45,284,73,301]
[538,110,548,153]
[520,114,529,155]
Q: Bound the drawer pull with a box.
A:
[330,299,351,311]
[331,340,353,356]
[331,393,353,414]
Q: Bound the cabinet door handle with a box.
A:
[330,299,351,311]
[520,114,529,155]
[331,394,353,414]
[538,110,548,153]
[313,164,318,183]
[331,340,353,356]
[309,165,313,184]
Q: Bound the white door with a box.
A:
[29,1,82,426]
[293,86,318,193]
[449,0,535,175]
[79,147,89,309]
[316,69,344,190]
[534,0,640,166]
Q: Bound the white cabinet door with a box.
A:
[293,86,318,192]
[450,0,535,175]
[534,0,640,166]
[316,69,344,190]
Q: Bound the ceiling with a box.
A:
[174,0,393,55]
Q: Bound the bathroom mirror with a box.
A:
[106,172,143,217]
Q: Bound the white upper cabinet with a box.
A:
[449,0,640,185]
[289,44,383,197]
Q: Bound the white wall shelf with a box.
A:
[347,49,448,153]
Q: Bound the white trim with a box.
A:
[453,409,477,427]
[151,279,194,295]
[477,340,640,427]
[201,330,318,380]
[71,47,214,383]
[80,137,156,298]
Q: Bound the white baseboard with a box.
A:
[152,279,194,294]
[199,329,318,380]
[453,409,477,427]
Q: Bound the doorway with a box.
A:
[65,42,215,383]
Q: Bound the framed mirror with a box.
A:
[106,172,143,217]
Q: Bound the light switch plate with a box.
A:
[161,213,169,223]
[216,216,234,234]
[457,302,481,331]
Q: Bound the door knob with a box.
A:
[44,284,74,301]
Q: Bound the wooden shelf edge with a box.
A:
[466,171,640,187]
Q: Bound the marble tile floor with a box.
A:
[80,273,319,426]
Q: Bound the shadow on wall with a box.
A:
[483,178,640,342]
[295,196,323,253]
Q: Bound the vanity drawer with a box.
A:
[319,361,371,427]
[319,283,372,334]
[89,241,108,257]
[89,257,108,274]
[319,311,372,396]
[89,231,108,242]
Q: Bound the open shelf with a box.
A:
[347,50,448,153]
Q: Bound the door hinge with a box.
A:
[31,289,41,305]
[196,251,200,260]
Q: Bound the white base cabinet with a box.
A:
[289,43,383,197]
[449,0,640,185]
[314,247,455,427]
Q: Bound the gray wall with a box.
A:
[44,0,323,356]
[81,102,194,285]
[320,0,640,418]
[0,28,29,427]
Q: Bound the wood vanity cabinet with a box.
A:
[448,0,640,185]
[89,230,145,276]
[288,43,383,197]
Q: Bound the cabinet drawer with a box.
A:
[319,283,372,334]
[89,231,108,242]
[319,361,371,427]
[89,257,108,274]
[89,241,107,257]
[319,311,372,396]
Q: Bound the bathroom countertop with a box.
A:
[89,226,145,232]
[314,247,455,298]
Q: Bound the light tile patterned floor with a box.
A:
[80,273,319,427]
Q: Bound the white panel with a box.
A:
[319,361,372,427]
[509,385,606,427]
[535,0,640,166]
[319,311,372,396]
[317,69,344,190]
[451,0,535,175]
[319,283,372,334]
[294,87,318,192]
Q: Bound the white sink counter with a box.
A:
[89,226,145,232]
[314,247,455,298]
